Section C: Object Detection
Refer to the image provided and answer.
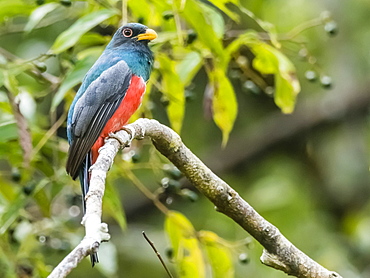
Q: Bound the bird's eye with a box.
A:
[122,28,133,37]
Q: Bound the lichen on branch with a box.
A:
[49,119,342,278]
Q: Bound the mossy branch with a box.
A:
[49,118,342,278]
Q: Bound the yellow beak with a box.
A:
[137,28,157,41]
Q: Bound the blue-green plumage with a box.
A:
[67,24,154,145]
[66,23,156,267]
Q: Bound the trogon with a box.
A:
[66,23,157,266]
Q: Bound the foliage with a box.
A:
[0,0,368,277]
[165,211,236,278]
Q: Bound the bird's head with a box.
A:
[108,23,157,49]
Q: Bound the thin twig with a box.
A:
[0,47,60,85]
[225,16,322,42]
[121,0,127,24]
[122,167,169,214]
[172,1,184,46]
[49,119,343,278]
[232,52,268,90]
[30,109,68,160]
[142,231,173,278]
[283,17,323,40]
[5,89,32,166]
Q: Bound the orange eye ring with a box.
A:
[122,28,133,37]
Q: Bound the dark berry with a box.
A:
[11,167,21,182]
[187,30,197,44]
[305,70,317,82]
[165,248,174,259]
[238,253,249,264]
[181,189,198,202]
[131,153,140,163]
[162,11,174,20]
[164,167,182,180]
[324,21,338,36]
[35,62,47,72]
[243,80,261,95]
[320,75,332,89]
[60,0,72,6]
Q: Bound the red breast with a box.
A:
[91,75,146,162]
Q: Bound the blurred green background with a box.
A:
[0,0,369,277]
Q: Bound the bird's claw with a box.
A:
[120,126,136,142]
[107,126,135,148]
[107,132,128,147]
[100,222,111,242]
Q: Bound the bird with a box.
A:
[66,23,157,266]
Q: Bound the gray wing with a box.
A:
[66,60,132,179]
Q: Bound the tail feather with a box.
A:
[91,252,99,267]
[80,153,91,213]
[80,152,99,267]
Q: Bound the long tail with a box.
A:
[79,152,99,267]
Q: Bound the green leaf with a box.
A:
[0,0,33,23]
[158,54,185,134]
[209,67,238,146]
[165,211,205,278]
[79,33,111,47]
[103,183,126,231]
[176,51,202,86]
[17,225,39,257]
[24,3,59,33]
[0,121,17,142]
[129,0,165,27]
[224,30,259,68]
[226,32,300,113]
[0,69,4,88]
[199,231,234,278]
[33,187,51,217]
[76,46,105,61]
[198,2,225,39]
[3,70,20,95]
[0,180,16,201]
[0,233,18,277]
[165,211,194,256]
[207,0,240,21]
[238,7,281,47]
[52,51,101,110]
[0,194,26,235]
[259,21,281,49]
[51,9,117,54]
[0,64,34,91]
[176,0,224,60]
[251,44,300,114]
[0,179,48,235]
[274,73,300,114]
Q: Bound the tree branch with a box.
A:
[47,238,102,278]
[5,89,33,166]
[49,119,342,278]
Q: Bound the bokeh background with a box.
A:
[0,0,369,277]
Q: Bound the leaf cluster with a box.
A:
[0,0,343,277]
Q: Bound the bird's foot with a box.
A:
[107,132,127,147]
[83,221,111,241]
[82,216,111,242]
[107,126,135,148]
[99,222,111,242]
[119,125,136,141]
